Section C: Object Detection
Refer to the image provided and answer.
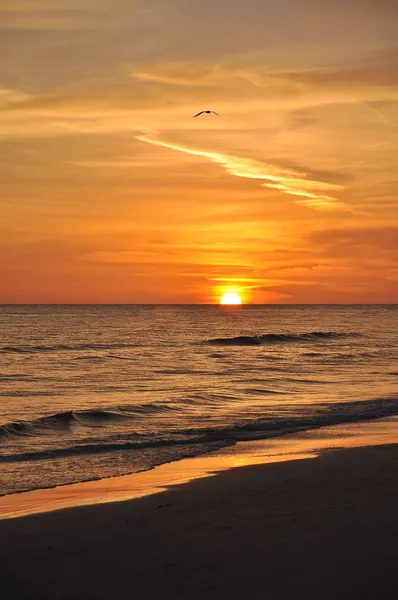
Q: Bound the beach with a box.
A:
[1,305,397,598]
[1,433,397,600]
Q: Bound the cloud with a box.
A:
[0,88,31,107]
[2,41,397,142]
[308,226,398,258]
[0,2,99,31]
[136,133,345,210]
[132,62,227,87]
[280,47,398,91]
[132,61,269,90]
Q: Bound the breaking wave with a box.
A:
[0,402,177,439]
[1,396,396,464]
[205,331,360,346]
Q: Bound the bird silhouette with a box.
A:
[193,110,222,119]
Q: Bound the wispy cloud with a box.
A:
[0,0,100,31]
[283,47,398,88]
[132,62,225,87]
[132,60,262,89]
[136,133,345,210]
[0,88,31,107]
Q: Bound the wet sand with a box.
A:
[1,442,397,600]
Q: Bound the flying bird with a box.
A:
[193,110,222,119]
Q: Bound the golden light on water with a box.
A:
[220,292,242,305]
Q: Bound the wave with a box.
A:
[0,402,177,439]
[0,374,44,382]
[0,342,141,354]
[0,390,56,398]
[1,332,360,354]
[205,331,360,346]
[178,397,398,440]
[303,350,383,360]
[1,396,396,464]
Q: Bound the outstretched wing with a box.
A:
[193,111,205,118]
[211,111,222,119]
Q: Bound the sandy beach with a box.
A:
[1,439,397,600]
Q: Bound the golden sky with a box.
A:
[1,0,398,303]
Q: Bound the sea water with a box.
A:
[1,304,397,495]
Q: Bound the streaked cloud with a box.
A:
[137,133,345,210]
[0,88,30,106]
[0,1,100,31]
[283,48,398,88]
[307,226,398,260]
[132,62,228,87]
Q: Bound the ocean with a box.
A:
[1,304,397,496]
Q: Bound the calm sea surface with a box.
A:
[1,305,397,495]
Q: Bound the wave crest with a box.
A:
[0,402,177,439]
[205,331,360,346]
[1,396,396,464]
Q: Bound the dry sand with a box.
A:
[1,443,397,600]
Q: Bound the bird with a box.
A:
[193,110,222,119]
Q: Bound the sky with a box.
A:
[1,0,398,303]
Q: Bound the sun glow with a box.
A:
[220,292,242,305]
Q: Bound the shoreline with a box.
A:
[1,439,397,599]
[1,415,397,520]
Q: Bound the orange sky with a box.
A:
[1,0,398,303]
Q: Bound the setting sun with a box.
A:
[220,292,242,305]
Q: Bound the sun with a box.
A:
[220,292,242,305]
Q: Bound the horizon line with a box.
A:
[1,303,397,307]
